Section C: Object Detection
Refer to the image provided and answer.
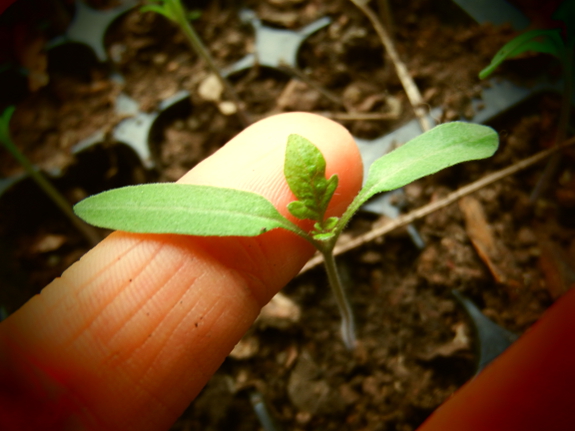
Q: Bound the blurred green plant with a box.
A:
[0,106,100,246]
[479,0,575,200]
[141,0,250,126]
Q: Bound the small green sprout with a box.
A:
[478,28,567,80]
[479,0,575,80]
[0,106,100,246]
[141,0,250,126]
[479,0,575,200]
[74,122,498,349]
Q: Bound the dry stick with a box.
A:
[278,65,401,122]
[349,0,431,132]
[278,62,344,106]
[376,0,394,38]
[300,136,575,274]
[319,111,400,121]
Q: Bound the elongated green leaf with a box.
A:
[284,134,338,221]
[141,0,187,24]
[0,106,15,146]
[74,183,304,237]
[353,122,498,209]
[479,29,564,79]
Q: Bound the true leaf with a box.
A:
[479,29,564,79]
[287,200,319,221]
[320,217,339,231]
[312,231,336,241]
[284,134,339,222]
[74,183,304,237]
[351,122,498,210]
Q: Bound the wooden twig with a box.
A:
[376,0,394,38]
[300,136,575,273]
[318,111,400,121]
[278,62,344,106]
[349,0,430,132]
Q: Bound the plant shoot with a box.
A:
[75,122,499,348]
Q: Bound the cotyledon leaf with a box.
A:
[74,183,304,237]
[350,122,499,211]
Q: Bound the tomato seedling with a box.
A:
[479,0,575,200]
[74,121,498,349]
[141,0,249,126]
[0,106,100,246]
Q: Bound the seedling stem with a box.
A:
[0,107,101,246]
[142,0,251,127]
[319,244,356,349]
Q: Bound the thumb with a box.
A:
[0,112,363,431]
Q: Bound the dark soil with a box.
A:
[1,0,575,430]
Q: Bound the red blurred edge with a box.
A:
[417,287,575,431]
[0,0,17,16]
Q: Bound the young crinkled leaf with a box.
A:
[74,183,305,237]
[284,134,339,222]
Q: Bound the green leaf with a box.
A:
[479,29,564,79]
[320,217,339,231]
[312,231,336,241]
[187,9,202,21]
[74,183,305,237]
[287,200,318,220]
[0,106,15,146]
[141,0,188,24]
[351,122,498,210]
[311,217,339,241]
[284,134,339,222]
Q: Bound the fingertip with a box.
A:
[0,113,365,431]
[179,112,364,219]
[176,112,364,300]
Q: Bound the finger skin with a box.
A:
[0,113,363,431]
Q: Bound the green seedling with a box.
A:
[74,122,498,349]
[0,106,100,246]
[141,0,250,126]
[479,0,575,200]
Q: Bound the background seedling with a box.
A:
[141,0,250,126]
[0,106,100,246]
[74,122,498,349]
[479,0,575,201]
